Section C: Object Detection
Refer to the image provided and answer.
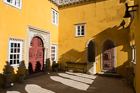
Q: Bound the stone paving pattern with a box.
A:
[0,72,135,93]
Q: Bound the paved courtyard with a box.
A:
[0,72,135,93]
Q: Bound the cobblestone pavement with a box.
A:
[0,72,135,93]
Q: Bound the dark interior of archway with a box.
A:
[103,40,114,52]
[88,41,95,62]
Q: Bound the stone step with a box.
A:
[96,72,121,77]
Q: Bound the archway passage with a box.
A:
[86,39,97,75]
[88,41,95,62]
[103,40,115,71]
[29,37,44,74]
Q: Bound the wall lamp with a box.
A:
[124,3,138,18]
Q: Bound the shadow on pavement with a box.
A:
[0,71,135,93]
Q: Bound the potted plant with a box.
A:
[52,62,60,72]
[2,61,14,88]
[17,61,26,83]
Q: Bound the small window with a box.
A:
[75,23,86,37]
[52,8,59,26]
[51,44,58,61]
[4,0,22,9]
[131,44,136,64]
[8,38,24,65]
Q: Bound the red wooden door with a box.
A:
[29,37,44,74]
[103,40,114,70]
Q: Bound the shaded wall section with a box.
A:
[58,0,132,76]
[133,0,140,92]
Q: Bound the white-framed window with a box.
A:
[51,8,59,26]
[131,44,136,64]
[51,44,58,61]
[75,23,86,37]
[4,0,22,10]
[8,38,24,66]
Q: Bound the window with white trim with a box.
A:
[131,44,136,64]
[51,8,59,26]
[8,38,24,65]
[4,0,22,9]
[75,23,86,37]
[51,44,57,61]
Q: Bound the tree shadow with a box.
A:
[35,61,42,73]
[93,25,131,76]
[59,24,131,77]
[119,0,126,3]
[59,49,86,71]
[29,62,34,74]
[0,72,134,93]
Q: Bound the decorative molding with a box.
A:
[48,0,95,8]
[26,26,51,77]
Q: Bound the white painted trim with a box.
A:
[85,38,97,74]
[26,26,51,74]
[7,37,25,68]
[51,43,58,62]
[3,0,22,10]
[130,44,136,68]
[101,38,116,72]
[75,23,86,37]
[51,8,59,26]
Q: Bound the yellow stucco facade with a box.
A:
[58,0,132,77]
[0,0,59,86]
[0,0,139,92]
[130,0,140,92]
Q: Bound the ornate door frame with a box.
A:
[26,26,50,77]
[101,38,116,72]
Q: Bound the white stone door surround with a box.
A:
[26,26,51,76]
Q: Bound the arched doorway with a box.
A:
[102,39,115,71]
[29,37,44,74]
[86,39,97,74]
[88,41,95,62]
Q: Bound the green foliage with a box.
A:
[17,61,26,76]
[17,69,25,76]
[3,61,14,74]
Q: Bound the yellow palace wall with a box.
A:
[132,0,140,92]
[58,0,132,77]
[0,0,58,85]
[0,0,136,88]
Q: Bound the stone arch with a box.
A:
[101,38,116,72]
[85,38,97,74]
[29,33,47,48]
[26,26,50,77]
